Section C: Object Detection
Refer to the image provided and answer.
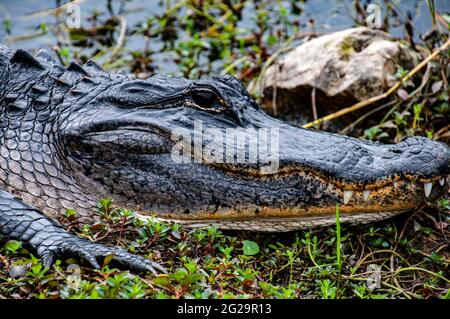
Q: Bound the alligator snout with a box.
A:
[276,126,450,188]
[382,136,450,179]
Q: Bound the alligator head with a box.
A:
[0,46,449,231]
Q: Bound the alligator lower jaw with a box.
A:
[143,211,407,232]
[134,177,449,223]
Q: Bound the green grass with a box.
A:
[0,197,448,299]
[336,204,342,273]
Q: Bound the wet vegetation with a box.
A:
[0,0,449,299]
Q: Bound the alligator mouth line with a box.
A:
[84,127,450,191]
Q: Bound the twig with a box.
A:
[302,38,450,129]
[339,100,398,134]
[382,281,416,299]
[408,62,432,98]
[0,254,9,269]
[103,15,127,66]
[436,13,450,31]
[427,0,436,29]
[394,267,450,284]
[221,56,252,75]
[353,249,412,272]
[247,46,292,96]
[272,81,278,116]
[417,250,450,264]
[6,32,47,44]
[25,0,87,18]
[435,125,450,138]
[311,87,318,121]
[441,69,449,89]
[440,131,450,140]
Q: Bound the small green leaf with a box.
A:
[59,47,70,59]
[102,254,114,268]
[5,240,22,253]
[242,240,259,256]
[64,208,78,218]
[442,288,450,299]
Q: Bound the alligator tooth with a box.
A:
[439,178,445,186]
[343,191,353,204]
[424,183,433,198]
[393,181,398,188]
[363,190,371,201]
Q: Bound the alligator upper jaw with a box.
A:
[68,106,450,189]
[237,108,450,188]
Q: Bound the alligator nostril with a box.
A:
[409,147,422,155]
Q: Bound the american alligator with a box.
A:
[0,46,449,273]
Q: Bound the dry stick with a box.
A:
[441,69,449,88]
[339,100,398,134]
[382,281,416,299]
[0,254,9,269]
[339,275,415,298]
[395,267,450,284]
[272,82,278,116]
[25,0,87,18]
[311,87,318,121]
[248,46,292,96]
[409,62,432,99]
[272,65,279,116]
[439,131,450,140]
[104,15,127,66]
[437,13,450,89]
[352,249,412,272]
[302,38,450,129]
[436,13,450,31]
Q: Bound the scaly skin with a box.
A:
[0,46,449,272]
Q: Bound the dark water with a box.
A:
[0,0,449,74]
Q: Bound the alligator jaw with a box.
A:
[66,103,450,226]
[148,211,406,232]
[138,170,449,232]
[134,176,449,227]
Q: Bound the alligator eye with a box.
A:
[191,90,223,111]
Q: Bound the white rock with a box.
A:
[261,27,421,118]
